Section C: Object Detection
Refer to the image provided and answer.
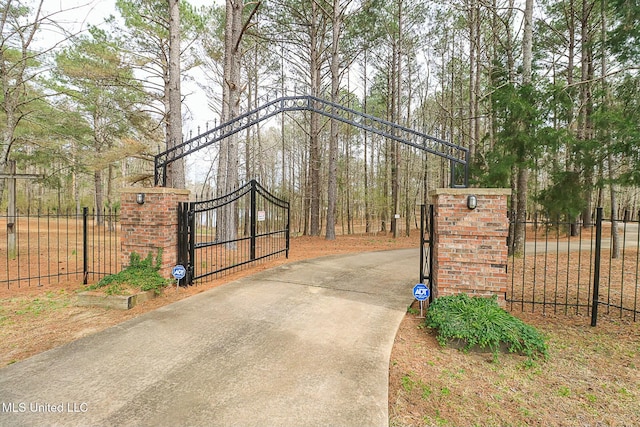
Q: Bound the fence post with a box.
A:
[286,205,290,259]
[591,207,603,327]
[177,202,191,283]
[420,204,425,284]
[83,207,89,284]
[188,202,195,284]
[250,180,257,261]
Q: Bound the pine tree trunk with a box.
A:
[217,0,244,248]
[512,0,533,256]
[325,0,341,241]
[166,0,185,189]
[308,1,322,236]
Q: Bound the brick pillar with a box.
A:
[430,188,510,307]
[120,187,190,279]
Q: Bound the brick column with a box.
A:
[430,188,510,307]
[120,187,190,279]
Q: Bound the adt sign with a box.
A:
[413,283,430,301]
[172,265,186,280]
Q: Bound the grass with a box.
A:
[12,290,72,317]
[85,250,170,296]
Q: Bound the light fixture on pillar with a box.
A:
[136,193,145,205]
[467,194,478,210]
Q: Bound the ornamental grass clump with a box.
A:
[425,294,548,363]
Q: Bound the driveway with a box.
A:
[0,248,418,427]
[525,222,640,254]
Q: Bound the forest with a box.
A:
[1,0,639,245]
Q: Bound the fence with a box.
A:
[507,207,640,324]
[1,207,121,290]
[179,180,290,284]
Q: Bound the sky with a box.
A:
[40,1,222,183]
[44,0,218,124]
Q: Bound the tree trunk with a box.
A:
[609,154,620,258]
[308,1,322,236]
[468,0,479,160]
[580,0,595,229]
[217,0,245,248]
[512,0,533,256]
[363,52,371,234]
[325,0,342,241]
[94,170,104,226]
[601,0,619,258]
[166,0,185,189]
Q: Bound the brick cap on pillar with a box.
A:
[121,187,191,196]
[429,188,511,197]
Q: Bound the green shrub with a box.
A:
[425,294,548,362]
[86,249,170,295]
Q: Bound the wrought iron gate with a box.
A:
[420,204,434,302]
[178,180,289,285]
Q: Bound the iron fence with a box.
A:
[1,207,121,289]
[507,207,640,324]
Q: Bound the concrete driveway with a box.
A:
[0,248,418,427]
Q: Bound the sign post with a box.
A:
[412,283,430,318]
[172,264,186,288]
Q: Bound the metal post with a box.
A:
[286,203,290,259]
[83,207,89,284]
[420,204,425,284]
[7,160,16,259]
[177,203,187,267]
[591,207,603,327]
[250,181,257,261]
[428,204,434,302]
[188,202,195,285]
[464,150,470,187]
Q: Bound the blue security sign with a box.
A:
[413,283,430,301]
[172,265,186,280]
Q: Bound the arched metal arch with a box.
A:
[154,95,469,188]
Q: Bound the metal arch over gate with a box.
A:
[178,180,290,285]
[154,95,470,188]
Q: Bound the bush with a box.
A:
[425,294,548,362]
[86,250,170,295]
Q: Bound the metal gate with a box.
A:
[420,204,434,302]
[178,180,289,285]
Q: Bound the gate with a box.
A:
[178,180,289,284]
[420,204,434,301]
[157,95,470,290]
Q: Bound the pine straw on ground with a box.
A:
[2,233,639,426]
[0,234,417,366]
[390,302,640,427]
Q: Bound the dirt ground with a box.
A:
[0,234,418,366]
[2,233,640,426]
[390,307,640,427]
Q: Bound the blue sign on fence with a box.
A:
[413,283,430,301]
[172,265,186,280]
